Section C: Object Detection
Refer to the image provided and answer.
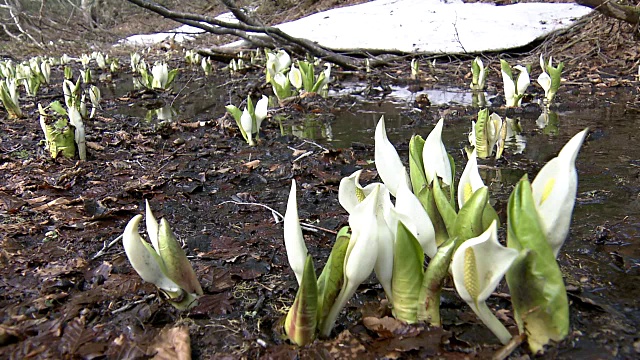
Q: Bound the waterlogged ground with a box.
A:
[0,57,639,359]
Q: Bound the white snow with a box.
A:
[120,0,592,54]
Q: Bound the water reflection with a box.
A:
[536,109,560,135]
[146,105,177,121]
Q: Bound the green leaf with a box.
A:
[481,201,500,231]
[298,61,315,92]
[452,186,488,242]
[317,227,350,330]
[505,176,569,353]
[416,186,448,246]
[417,236,458,325]
[500,59,513,79]
[166,69,179,88]
[447,153,456,207]
[285,255,318,346]
[433,178,457,236]
[41,117,76,159]
[225,105,242,122]
[409,135,428,195]
[157,219,203,296]
[50,101,67,116]
[311,71,326,93]
[391,222,424,323]
[246,95,255,119]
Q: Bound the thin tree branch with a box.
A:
[125,0,362,69]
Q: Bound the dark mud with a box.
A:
[0,53,639,359]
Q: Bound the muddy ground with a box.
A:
[1,1,640,359]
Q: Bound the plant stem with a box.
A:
[417,237,457,326]
[472,301,512,345]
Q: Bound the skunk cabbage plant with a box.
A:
[226,95,268,146]
[0,79,22,118]
[501,60,530,107]
[537,54,564,105]
[452,221,518,344]
[506,129,587,352]
[122,201,203,310]
[470,57,487,91]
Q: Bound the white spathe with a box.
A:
[531,129,588,258]
[422,118,452,186]
[284,179,309,285]
[338,170,381,214]
[254,95,269,130]
[122,214,181,293]
[458,150,485,209]
[451,221,518,344]
[393,172,437,258]
[374,116,409,197]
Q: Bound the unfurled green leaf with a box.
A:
[506,176,569,353]
[317,227,350,330]
[285,255,318,346]
[391,222,424,323]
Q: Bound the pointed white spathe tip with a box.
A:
[284,179,308,285]
[422,118,452,186]
[374,116,409,197]
[122,214,180,292]
[531,128,588,257]
[145,199,159,253]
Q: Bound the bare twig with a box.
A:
[125,0,362,69]
[111,294,156,314]
[492,333,525,360]
[218,200,337,235]
[91,234,123,260]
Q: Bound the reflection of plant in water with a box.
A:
[281,116,587,353]
[289,116,333,141]
[146,105,177,121]
[537,109,560,135]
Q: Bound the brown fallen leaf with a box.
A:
[148,325,191,360]
[362,316,421,339]
[86,141,105,151]
[244,159,260,169]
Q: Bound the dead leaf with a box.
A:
[148,326,191,360]
[321,330,366,359]
[362,316,421,339]
[244,159,260,169]
[33,197,72,211]
[86,141,105,151]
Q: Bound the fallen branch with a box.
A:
[576,0,640,25]
[91,234,123,260]
[125,0,363,69]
